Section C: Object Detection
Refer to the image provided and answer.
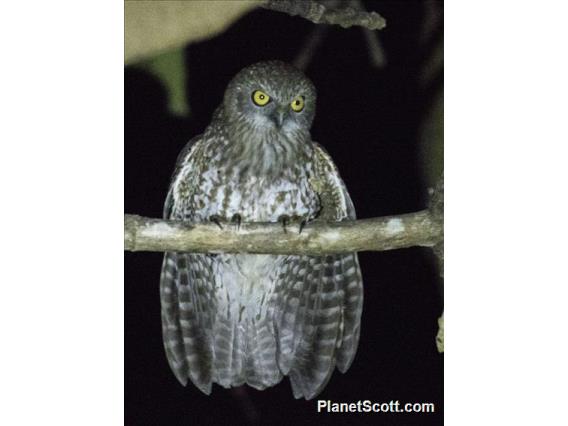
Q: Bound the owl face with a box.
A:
[223,61,317,134]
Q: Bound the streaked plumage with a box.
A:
[160,61,363,399]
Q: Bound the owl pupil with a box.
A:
[259,95,264,99]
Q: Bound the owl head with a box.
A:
[223,61,317,134]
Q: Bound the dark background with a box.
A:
[125,1,443,424]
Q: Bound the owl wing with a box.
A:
[163,135,206,220]
[272,143,364,399]
[160,136,219,394]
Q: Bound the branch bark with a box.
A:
[124,210,441,255]
[428,174,444,353]
[261,0,386,30]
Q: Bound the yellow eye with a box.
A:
[291,96,305,112]
[252,90,270,106]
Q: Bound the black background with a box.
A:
[125,1,443,424]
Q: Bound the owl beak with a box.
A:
[271,108,288,128]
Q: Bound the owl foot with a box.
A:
[298,219,307,234]
[231,214,242,231]
[278,215,307,234]
[209,215,224,230]
[278,215,290,234]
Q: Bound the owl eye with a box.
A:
[252,90,271,106]
[290,96,305,112]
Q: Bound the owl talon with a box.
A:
[278,215,309,234]
[209,215,224,230]
[231,214,242,231]
[277,215,290,234]
[298,219,307,234]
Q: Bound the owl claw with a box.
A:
[209,215,224,230]
[298,219,307,234]
[231,214,242,231]
[278,215,307,234]
[277,215,290,234]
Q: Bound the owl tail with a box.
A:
[160,251,363,399]
[160,252,284,393]
[209,307,283,390]
[160,252,215,395]
[275,253,364,400]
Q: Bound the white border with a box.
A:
[0,1,123,424]
[446,1,568,424]
[1,0,568,424]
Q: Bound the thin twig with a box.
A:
[362,27,387,68]
[293,25,329,71]
[350,0,387,67]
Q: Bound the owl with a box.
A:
[160,61,363,400]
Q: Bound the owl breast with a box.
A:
[188,163,320,223]
[186,157,321,321]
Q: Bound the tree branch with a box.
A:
[124,210,441,255]
[428,174,444,353]
[261,0,386,31]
